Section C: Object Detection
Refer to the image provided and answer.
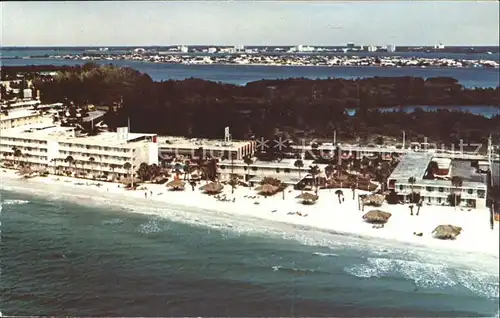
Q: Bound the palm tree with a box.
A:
[294,159,304,185]
[89,157,95,177]
[183,162,191,181]
[324,164,335,180]
[123,162,132,182]
[138,162,149,181]
[451,176,463,209]
[408,176,416,204]
[110,163,118,181]
[243,155,253,183]
[309,165,321,194]
[65,155,74,175]
[12,147,22,166]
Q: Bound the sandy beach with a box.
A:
[1,168,499,259]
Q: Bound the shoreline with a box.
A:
[5,56,500,70]
[2,169,499,262]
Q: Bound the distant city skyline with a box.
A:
[2,1,499,47]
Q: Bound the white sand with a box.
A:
[1,169,499,260]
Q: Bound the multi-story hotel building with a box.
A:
[0,108,50,130]
[387,152,488,208]
[1,123,158,180]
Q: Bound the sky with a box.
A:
[2,1,499,47]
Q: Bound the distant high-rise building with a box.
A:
[234,44,245,52]
[367,45,378,52]
[386,44,396,52]
[179,45,189,53]
[346,43,355,49]
[208,47,217,54]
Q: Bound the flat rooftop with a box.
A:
[0,109,43,121]
[159,136,252,150]
[218,158,321,169]
[451,160,488,184]
[82,110,106,122]
[1,123,75,139]
[61,131,157,148]
[389,152,433,181]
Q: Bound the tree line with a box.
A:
[5,64,499,144]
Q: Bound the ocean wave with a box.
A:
[344,256,499,299]
[3,180,499,275]
[312,252,338,257]
[101,218,124,225]
[2,199,30,205]
[271,265,318,274]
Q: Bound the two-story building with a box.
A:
[387,152,488,208]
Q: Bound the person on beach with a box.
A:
[144,192,147,198]
[150,190,153,197]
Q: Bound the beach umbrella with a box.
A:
[362,210,392,224]
[295,192,319,203]
[432,224,463,240]
[255,184,279,195]
[335,189,344,196]
[166,179,186,190]
[200,182,224,194]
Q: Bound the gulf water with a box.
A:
[1,181,499,316]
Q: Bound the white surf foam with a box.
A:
[344,256,499,299]
[2,199,30,205]
[101,218,124,225]
[313,252,338,257]
[137,218,163,234]
[3,178,499,282]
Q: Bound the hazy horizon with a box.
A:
[2,1,499,47]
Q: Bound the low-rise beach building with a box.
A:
[387,152,488,208]
[216,158,326,187]
[0,124,158,180]
[158,136,256,161]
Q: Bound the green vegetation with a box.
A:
[5,64,499,144]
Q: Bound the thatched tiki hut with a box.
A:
[200,182,224,194]
[120,177,142,188]
[17,166,33,176]
[432,225,463,240]
[362,210,392,224]
[255,184,280,196]
[166,179,186,191]
[359,194,386,210]
[295,192,319,204]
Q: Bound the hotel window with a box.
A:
[438,197,442,203]
[276,168,280,173]
[467,189,473,194]
[477,190,485,198]
[438,187,444,193]
[220,165,226,169]
[284,168,291,173]
[426,186,433,192]
[399,185,403,191]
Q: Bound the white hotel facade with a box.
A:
[387,153,488,209]
[1,114,158,180]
